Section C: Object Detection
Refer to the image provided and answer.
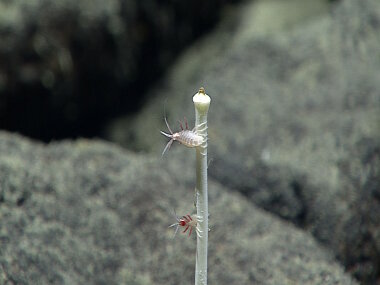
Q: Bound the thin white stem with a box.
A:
[193,87,211,285]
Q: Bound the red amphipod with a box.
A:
[169,213,198,237]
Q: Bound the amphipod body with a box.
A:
[169,213,198,237]
[160,117,204,156]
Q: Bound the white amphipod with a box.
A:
[160,116,204,156]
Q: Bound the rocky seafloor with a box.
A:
[1,0,379,284]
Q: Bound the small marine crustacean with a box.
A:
[169,212,201,238]
[160,116,204,156]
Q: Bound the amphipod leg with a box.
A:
[183,225,190,234]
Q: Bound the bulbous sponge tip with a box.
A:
[193,87,211,107]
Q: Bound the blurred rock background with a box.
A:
[107,0,380,283]
[0,0,241,140]
[0,0,379,284]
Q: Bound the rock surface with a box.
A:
[0,0,240,141]
[0,131,358,284]
[107,0,380,283]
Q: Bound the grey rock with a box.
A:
[0,131,358,284]
[107,0,380,283]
